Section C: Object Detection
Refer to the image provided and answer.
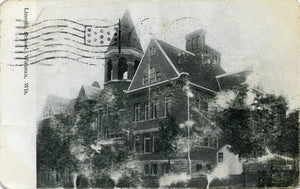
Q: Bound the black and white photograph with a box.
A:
[0,0,300,188]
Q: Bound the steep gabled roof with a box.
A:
[127,38,180,92]
[65,98,77,115]
[41,95,72,119]
[127,38,226,93]
[108,10,143,52]
[48,95,72,114]
[79,85,101,101]
[155,39,226,91]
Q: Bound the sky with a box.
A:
[33,0,300,111]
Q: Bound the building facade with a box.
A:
[37,10,248,188]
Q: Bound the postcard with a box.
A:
[0,0,300,188]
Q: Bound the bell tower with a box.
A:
[104,10,143,90]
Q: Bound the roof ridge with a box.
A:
[156,39,195,56]
[154,38,180,76]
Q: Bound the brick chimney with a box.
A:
[185,29,206,54]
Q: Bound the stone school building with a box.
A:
[37,10,247,187]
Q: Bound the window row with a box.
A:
[143,67,162,85]
[134,97,171,122]
[134,132,160,153]
[195,163,211,172]
[144,163,170,176]
[194,136,218,148]
[186,35,205,51]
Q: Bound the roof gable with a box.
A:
[41,95,72,119]
[157,40,226,91]
[77,85,101,101]
[127,39,180,92]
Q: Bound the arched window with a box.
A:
[118,58,128,79]
[106,60,112,81]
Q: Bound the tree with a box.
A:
[213,84,299,160]
[157,115,179,168]
[214,85,255,158]
[36,114,77,186]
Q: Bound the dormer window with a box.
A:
[150,46,156,56]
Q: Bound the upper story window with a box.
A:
[218,152,224,162]
[196,96,209,111]
[145,102,151,120]
[144,133,152,153]
[144,164,150,175]
[134,104,141,122]
[143,75,149,85]
[163,97,172,117]
[150,46,156,56]
[187,40,191,50]
[201,98,208,111]
[151,100,159,119]
[192,37,197,50]
[153,132,159,152]
[105,127,109,139]
[143,67,162,86]
[134,135,141,152]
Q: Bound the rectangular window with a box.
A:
[144,133,152,153]
[162,163,169,174]
[210,137,217,148]
[218,152,224,162]
[163,97,171,117]
[150,73,156,84]
[105,127,109,139]
[156,72,162,82]
[204,137,209,147]
[200,98,208,111]
[153,132,159,152]
[134,104,141,122]
[144,164,150,175]
[191,38,194,50]
[197,36,201,50]
[150,46,156,56]
[149,67,156,84]
[187,40,190,50]
[143,76,148,85]
[134,135,141,152]
[90,117,98,130]
[192,37,196,50]
[151,164,158,175]
[152,100,158,119]
[145,102,150,120]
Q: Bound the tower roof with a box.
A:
[108,10,143,52]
